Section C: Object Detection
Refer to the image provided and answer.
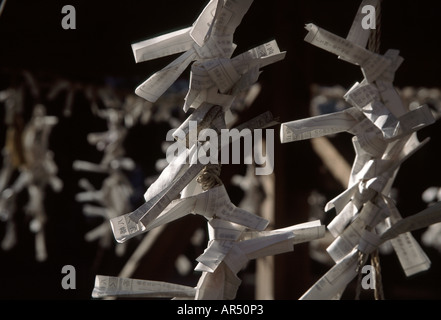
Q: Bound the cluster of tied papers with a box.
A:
[0,73,63,263]
[91,0,441,300]
[92,0,327,300]
[281,0,441,299]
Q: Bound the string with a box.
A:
[367,0,385,300]
[355,0,386,299]
[195,105,225,191]
[355,250,366,300]
[371,248,385,300]
[368,0,383,54]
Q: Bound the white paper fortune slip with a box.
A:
[92,275,196,299]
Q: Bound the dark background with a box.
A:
[0,0,441,300]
